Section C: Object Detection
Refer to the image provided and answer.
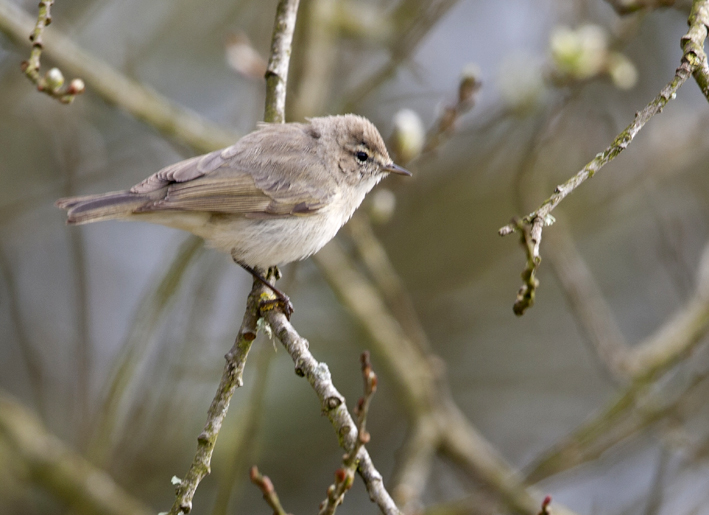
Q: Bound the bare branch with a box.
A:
[499,0,709,312]
[422,67,482,154]
[264,0,301,124]
[498,65,691,238]
[512,217,543,316]
[166,285,261,515]
[263,309,401,515]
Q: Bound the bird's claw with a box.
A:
[259,294,294,321]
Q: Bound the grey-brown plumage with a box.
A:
[57,114,410,269]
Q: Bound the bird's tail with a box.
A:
[56,190,149,225]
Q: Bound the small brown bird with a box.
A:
[57,114,411,317]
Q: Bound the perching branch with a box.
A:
[499,0,709,312]
[166,284,261,515]
[264,0,301,124]
[20,0,84,103]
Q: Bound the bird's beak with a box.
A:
[383,163,412,176]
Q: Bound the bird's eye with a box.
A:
[355,151,368,162]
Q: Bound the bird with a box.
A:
[56,114,411,318]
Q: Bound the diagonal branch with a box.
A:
[166,285,261,515]
[499,0,709,312]
[263,309,401,515]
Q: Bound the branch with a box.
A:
[166,284,261,515]
[263,309,401,515]
[264,0,301,124]
[20,0,84,103]
[498,0,709,311]
[498,65,691,238]
[0,390,154,515]
[313,242,581,515]
[168,1,300,511]
[512,217,543,316]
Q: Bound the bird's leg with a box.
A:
[234,259,294,320]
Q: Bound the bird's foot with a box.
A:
[235,258,294,320]
[258,292,294,320]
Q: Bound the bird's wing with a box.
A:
[130,124,334,217]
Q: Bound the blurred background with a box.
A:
[2,0,709,514]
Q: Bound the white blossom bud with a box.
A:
[390,109,425,164]
[45,67,64,91]
[368,189,396,224]
[608,52,638,90]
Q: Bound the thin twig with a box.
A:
[498,66,691,238]
[211,343,274,515]
[422,69,482,154]
[20,0,85,103]
[250,466,292,515]
[512,217,543,316]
